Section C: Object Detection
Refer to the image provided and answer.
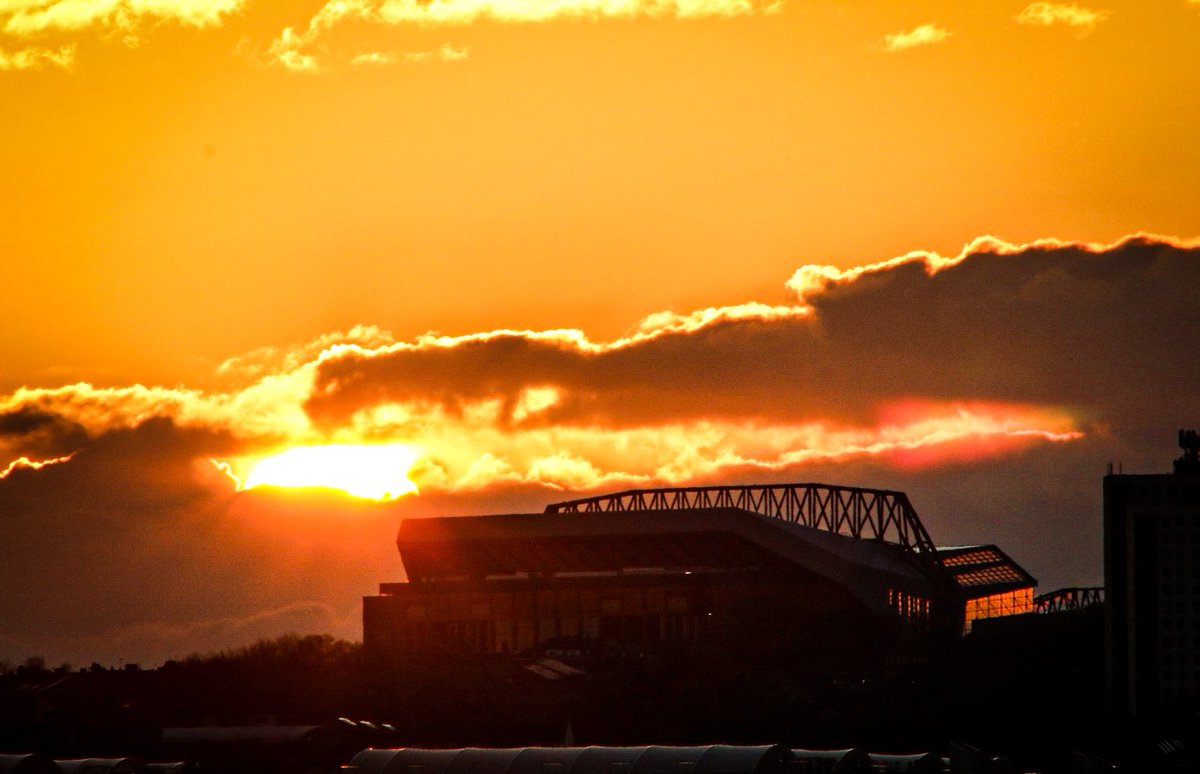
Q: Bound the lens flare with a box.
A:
[237,444,420,501]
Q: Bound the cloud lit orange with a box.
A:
[0,453,75,479]
[10,233,1190,499]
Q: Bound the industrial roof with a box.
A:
[935,545,1036,599]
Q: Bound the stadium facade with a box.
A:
[363,483,1036,669]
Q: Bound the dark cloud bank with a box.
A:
[1,235,1197,666]
[308,235,1198,435]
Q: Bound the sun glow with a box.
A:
[235,444,421,501]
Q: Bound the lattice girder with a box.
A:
[545,483,938,555]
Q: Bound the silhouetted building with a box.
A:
[364,483,1036,678]
[1105,430,1200,717]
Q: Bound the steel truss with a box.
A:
[1034,586,1105,613]
[545,483,938,555]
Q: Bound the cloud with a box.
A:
[270,0,781,70]
[0,405,88,457]
[880,23,950,52]
[267,26,319,72]
[1016,2,1108,31]
[349,50,397,66]
[301,233,1200,487]
[0,453,75,479]
[1,0,241,37]
[0,417,400,667]
[362,0,776,26]
[413,42,469,62]
[6,234,1197,500]
[2,234,1198,664]
[216,325,395,382]
[349,44,469,66]
[0,42,72,68]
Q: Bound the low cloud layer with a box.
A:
[2,233,1197,665]
[306,234,1198,448]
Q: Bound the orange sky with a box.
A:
[2,0,1200,666]
[4,0,1200,390]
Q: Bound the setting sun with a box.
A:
[235,444,421,501]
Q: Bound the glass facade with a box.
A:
[963,588,1034,632]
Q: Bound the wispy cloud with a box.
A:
[1,0,242,37]
[1016,2,1108,31]
[415,43,468,61]
[363,0,775,26]
[270,0,781,71]
[350,44,469,66]
[880,23,950,53]
[349,50,398,66]
[267,27,319,72]
[0,42,72,69]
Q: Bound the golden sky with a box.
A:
[4,0,1200,388]
[2,0,1200,666]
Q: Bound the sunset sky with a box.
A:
[2,0,1199,667]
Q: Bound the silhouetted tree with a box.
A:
[157,634,365,724]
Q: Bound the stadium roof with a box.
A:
[935,545,1037,599]
[396,506,933,619]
